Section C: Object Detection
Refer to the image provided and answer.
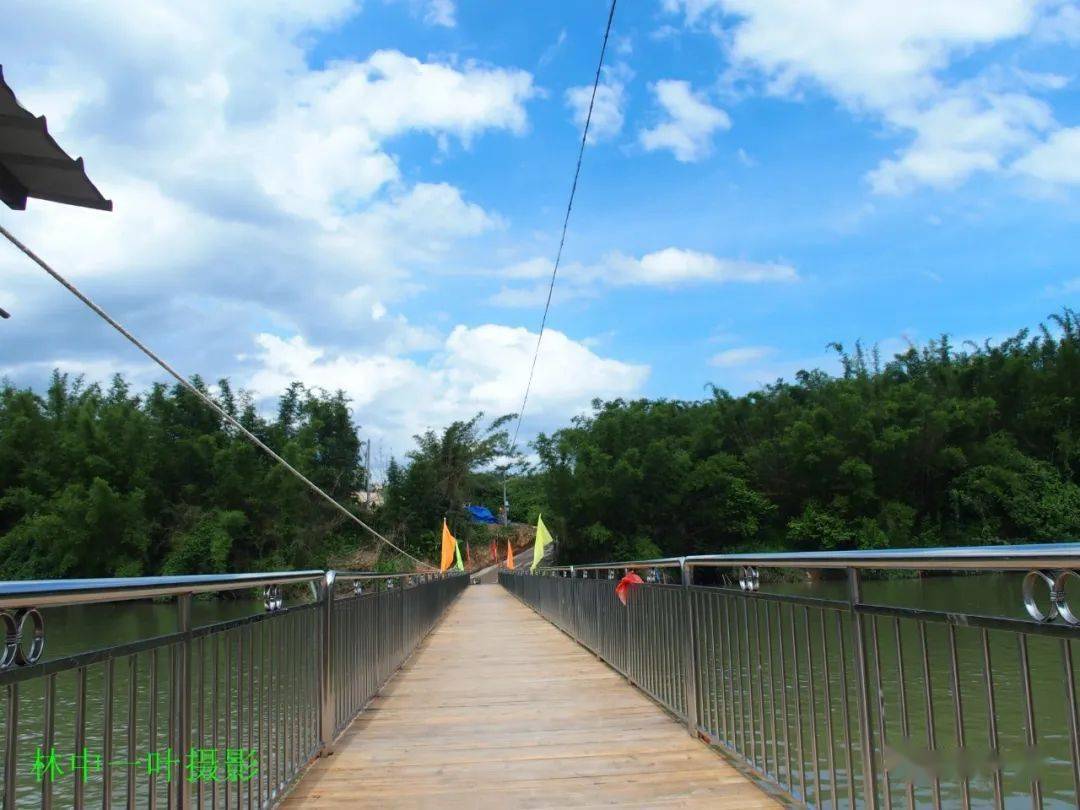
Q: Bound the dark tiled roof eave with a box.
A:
[0,65,112,212]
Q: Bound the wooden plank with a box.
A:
[281,583,778,808]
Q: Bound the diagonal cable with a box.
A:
[508,0,618,456]
[0,222,434,571]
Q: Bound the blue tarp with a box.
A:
[466,505,498,524]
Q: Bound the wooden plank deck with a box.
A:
[282,583,778,808]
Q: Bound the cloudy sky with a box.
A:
[1,0,1078,462]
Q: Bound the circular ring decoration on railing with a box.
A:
[14,609,45,666]
[1,611,19,670]
[263,585,284,613]
[0,608,45,670]
[1022,570,1058,623]
[738,566,760,592]
[1053,570,1080,626]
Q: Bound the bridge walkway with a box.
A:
[282,583,776,808]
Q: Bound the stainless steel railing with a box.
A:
[0,568,467,808]
[500,543,1080,809]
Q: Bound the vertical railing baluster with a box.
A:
[235,622,243,808]
[1017,633,1042,809]
[837,612,855,810]
[710,593,725,746]
[804,606,821,806]
[946,624,969,810]
[42,673,56,810]
[820,611,837,809]
[848,568,879,810]
[224,631,231,810]
[176,594,191,810]
[764,599,779,784]
[894,618,915,810]
[212,636,219,809]
[981,628,1003,809]
[778,602,792,794]
[790,603,806,802]
[195,636,204,810]
[744,599,758,770]
[127,657,136,810]
[725,596,741,754]
[681,562,699,737]
[247,625,254,810]
[918,621,940,809]
[103,658,114,809]
[74,667,86,810]
[1062,639,1080,809]
[4,682,18,810]
[870,616,891,810]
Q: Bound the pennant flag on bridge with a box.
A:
[532,514,553,572]
[454,536,465,572]
[440,519,457,572]
[615,571,644,606]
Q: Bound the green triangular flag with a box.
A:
[532,514,553,571]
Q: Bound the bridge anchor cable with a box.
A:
[0,221,433,571]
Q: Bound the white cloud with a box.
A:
[1014,127,1080,186]
[539,29,568,67]
[0,0,544,453]
[639,80,730,162]
[1044,276,1080,297]
[246,325,648,449]
[566,64,631,143]
[709,346,775,367]
[869,90,1054,194]
[1036,2,1080,42]
[662,0,1068,192]
[609,247,796,285]
[487,248,796,307]
[424,0,456,27]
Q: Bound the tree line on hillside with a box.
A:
[2,311,1078,580]
[534,311,1080,564]
[0,375,368,579]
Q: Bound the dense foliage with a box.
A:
[4,312,1079,579]
[536,312,1080,563]
[0,374,371,579]
[378,413,520,561]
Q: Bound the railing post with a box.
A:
[319,570,336,756]
[848,568,879,810]
[680,559,699,737]
[174,592,192,808]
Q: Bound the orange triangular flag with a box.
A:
[506,539,515,570]
[440,519,457,572]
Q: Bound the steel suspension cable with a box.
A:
[0,222,433,571]
[507,0,618,457]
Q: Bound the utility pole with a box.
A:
[364,439,372,504]
[501,477,509,525]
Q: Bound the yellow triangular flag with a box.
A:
[454,537,465,571]
[440,519,457,572]
[532,514,553,571]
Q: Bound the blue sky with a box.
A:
[1,0,1078,464]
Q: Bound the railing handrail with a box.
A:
[0,568,464,609]
[528,541,1080,573]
